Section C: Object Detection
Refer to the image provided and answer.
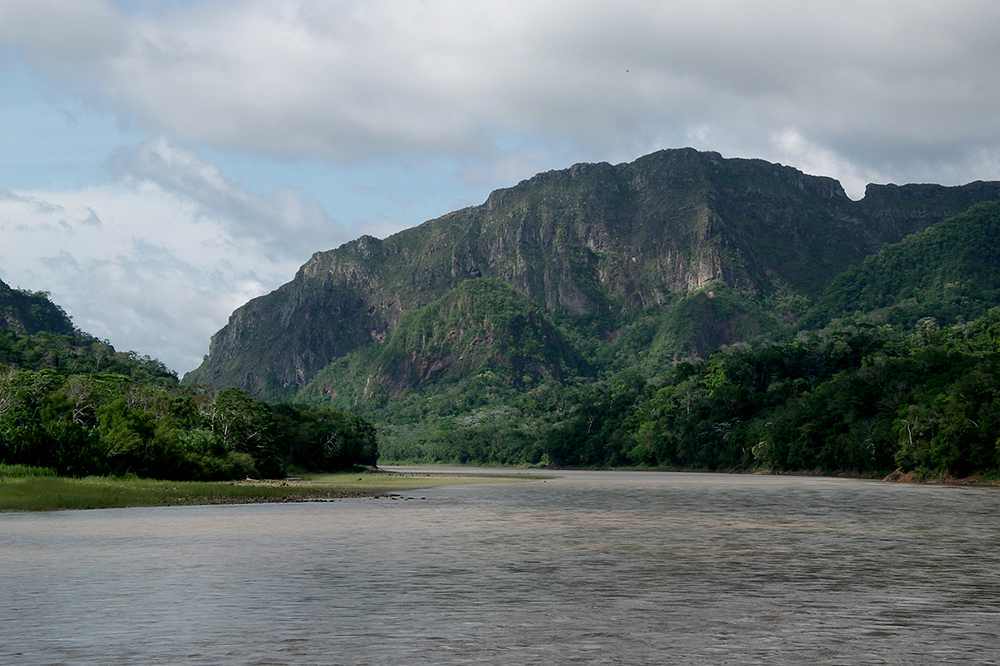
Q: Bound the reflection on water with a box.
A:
[2,471,999,665]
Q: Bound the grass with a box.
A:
[0,463,57,478]
[0,469,548,512]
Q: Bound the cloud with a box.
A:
[80,207,102,226]
[768,128,885,200]
[0,158,354,374]
[2,0,999,185]
[0,0,125,73]
[110,138,346,258]
[4,0,1000,375]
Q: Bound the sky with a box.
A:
[2,0,1000,375]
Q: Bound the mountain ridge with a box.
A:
[183,148,1000,398]
[0,279,76,337]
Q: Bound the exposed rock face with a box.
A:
[297,278,586,402]
[184,148,1000,396]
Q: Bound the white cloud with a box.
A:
[769,128,884,200]
[3,0,1000,181]
[110,138,347,258]
[4,0,1000,376]
[0,154,352,374]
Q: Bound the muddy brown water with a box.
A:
[2,469,999,665]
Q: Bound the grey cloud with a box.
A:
[81,208,102,226]
[0,189,66,215]
[16,221,64,234]
[4,1,1000,192]
[1,3,993,164]
[109,139,346,259]
[37,249,78,271]
[0,0,126,81]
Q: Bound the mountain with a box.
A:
[185,148,1000,399]
[0,278,176,383]
[297,278,588,405]
[0,280,75,336]
[803,200,1000,328]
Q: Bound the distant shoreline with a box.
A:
[0,470,547,513]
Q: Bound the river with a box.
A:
[2,470,998,665]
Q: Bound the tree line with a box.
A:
[550,313,1000,477]
[0,368,377,479]
[1,287,379,480]
[378,309,1000,479]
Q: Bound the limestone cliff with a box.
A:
[184,148,1000,397]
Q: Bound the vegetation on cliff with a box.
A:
[299,279,589,404]
[373,185,1000,478]
[185,150,1000,399]
[10,149,1000,482]
[804,201,1000,329]
[362,202,1000,479]
[0,280,377,480]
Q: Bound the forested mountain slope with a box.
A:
[1,280,76,336]
[180,149,1000,478]
[803,201,1000,328]
[528,203,1000,475]
[185,148,1000,398]
[0,281,376,479]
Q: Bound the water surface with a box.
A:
[2,470,998,665]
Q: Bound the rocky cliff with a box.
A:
[184,148,1000,397]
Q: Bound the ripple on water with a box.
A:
[1,471,999,665]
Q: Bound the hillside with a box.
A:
[0,279,377,479]
[0,280,75,336]
[185,148,1000,398]
[542,202,1000,475]
[803,200,1000,328]
[0,278,176,383]
[298,278,587,406]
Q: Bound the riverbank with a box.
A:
[881,466,1000,486]
[0,469,548,512]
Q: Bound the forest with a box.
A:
[550,311,1000,476]
[0,289,377,480]
[372,309,1000,480]
[6,158,1000,482]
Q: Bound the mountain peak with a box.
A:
[184,149,1000,397]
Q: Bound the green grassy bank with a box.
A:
[0,466,546,512]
